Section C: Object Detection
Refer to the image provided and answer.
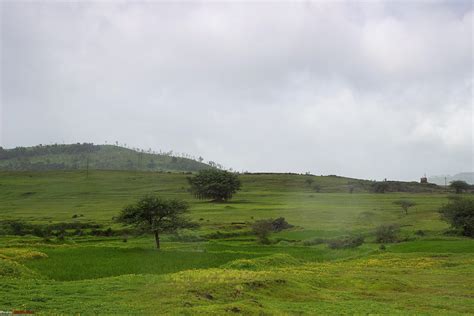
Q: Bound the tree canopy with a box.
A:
[450,180,470,194]
[117,195,196,249]
[393,199,416,215]
[439,198,474,237]
[188,169,241,201]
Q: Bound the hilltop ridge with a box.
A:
[0,143,212,172]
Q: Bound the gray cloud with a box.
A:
[1,1,472,180]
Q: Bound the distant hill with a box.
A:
[428,172,474,185]
[0,143,212,172]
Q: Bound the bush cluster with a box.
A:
[375,224,400,243]
[0,221,130,238]
[439,198,474,237]
[251,217,293,244]
[327,236,364,249]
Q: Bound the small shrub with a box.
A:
[312,184,321,192]
[271,217,293,231]
[251,217,294,244]
[375,224,400,243]
[32,226,45,237]
[9,221,27,236]
[439,198,474,237]
[414,230,425,236]
[252,219,273,244]
[379,244,386,251]
[327,236,364,249]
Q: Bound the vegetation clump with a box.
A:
[188,169,241,202]
[252,219,273,244]
[439,198,474,237]
[449,180,470,194]
[251,217,293,244]
[375,224,400,243]
[271,217,293,231]
[372,182,389,193]
[327,236,364,249]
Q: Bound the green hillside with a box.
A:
[0,143,211,172]
[0,171,444,224]
[0,171,471,314]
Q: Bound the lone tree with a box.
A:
[393,199,416,215]
[450,180,470,194]
[439,198,474,237]
[117,195,196,249]
[188,169,241,202]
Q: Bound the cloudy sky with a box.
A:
[1,1,472,180]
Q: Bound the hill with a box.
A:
[0,143,212,172]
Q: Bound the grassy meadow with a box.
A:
[0,170,473,314]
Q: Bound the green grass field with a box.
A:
[0,171,472,314]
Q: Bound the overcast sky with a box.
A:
[1,1,472,180]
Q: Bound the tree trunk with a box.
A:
[154,231,160,249]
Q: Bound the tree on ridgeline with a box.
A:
[117,195,196,249]
[188,169,241,202]
[450,180,470,194]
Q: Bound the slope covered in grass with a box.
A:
[0,170,472,314]
[0,143,211,172]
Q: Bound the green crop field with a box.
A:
[0,170,472,314]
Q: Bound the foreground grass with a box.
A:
[1,244,473,314]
